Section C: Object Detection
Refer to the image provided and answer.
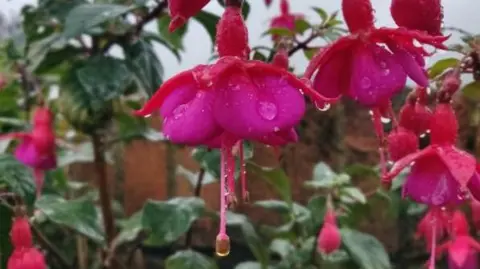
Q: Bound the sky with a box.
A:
[1,0,480,78]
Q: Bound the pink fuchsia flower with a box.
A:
[317,203,341,255]
[436,211,480,269]
[167,0,210,32]
[8,248,46,269]
[270,0,303,41]
[135,4,333,256]
[390,0,443,36]
[398,87,432,136]
[304,0,448,109]
[10,216,33,249]
[0,107,57,198]
[387,126,418,161]
[415,208,449,253]
[383,103,480,207]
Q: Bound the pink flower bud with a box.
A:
[317,209,341,254]
[387,127,418,161]
[167,0,210,32]
[216,6,249,59]
[391,0,443,36]
[430,103,458,145]
[398,102,432,136]
[7,248,46,269]
[10,217,33,249]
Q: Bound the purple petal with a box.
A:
[468,173,480,201]
[312,51,351,99]
[389,44,428,87]
[403,154,463,206]
[348,44,407,107]
[435,146,477,188]
[213,73,305,140]
[14,137,56,170]
[161,86,222,145]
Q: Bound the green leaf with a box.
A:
[263,28,294,38]
[248,163,292,204]
[194,11,221,47]
[313,162,336,181]
[192,147,221,178]
[313,7,328,22]
[63,4,134,38]
[307,195,326,228]
[235,262,264,269]
[142,31,181,61]
[270,239,294,259]
[176,165,216,187]
[341,228,392,269]
[0,154,35,202]
[69,56,132,112]
[158,14,188,50]
[242,1,251,19]
[303,47,318,60]
[57,142,94,167]
[142,197,205,246]
[35,195,105,243]
[295,19,311,35]
[253,51,267,62]
[428,58,460,78]
[124,39,164,97]
[339,187,367,204]
[462,81,480,101]
[227,212,270,265]
[115,212,143,245]
[166,250,218,269]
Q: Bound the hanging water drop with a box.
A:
[380,117,391,124]
[258,101,278,120]
[172,104,188,119]
[315,101,331,112]
[144,114,152,118]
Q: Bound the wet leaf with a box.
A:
[262,28,294,38]
[313,7,328,22]
[339,187,366,204]
[165,250,218,269]
[247,163,292,204]
[63,4,133,38]
[115,212,143,245]
[142,197,205,246]
[295,19,311,35]
[462,81,480,101]
[428,58,459,78]
[270,239,295,259]
[0,154,35,203]
[341,228,391,269]
[194,11,220,48]
[35,195,105,243]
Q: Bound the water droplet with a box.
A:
[258,101,278,121]
[361,77,371,89]
[315,101,331,111]
[382,69,390,76]
[379,61,387,68]
[299,89,305,95]
[144,114,152,118]
[380,117,391,124]
[368,110,374,116]
[172,104,188,119]
[273,126,280,132]
[420,133,427,138]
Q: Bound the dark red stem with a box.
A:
[225,0,243,7]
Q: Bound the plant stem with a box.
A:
[184,168,206,248]
[166,142,177,198]
[31,224,71,268]
[92,134,116,245]
[288,34,317,56]
[225,0,243,7]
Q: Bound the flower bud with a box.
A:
[387,127,418,161]
[8,248,46,269]
[391,0,443,36]
[10,217,33,249]
[317,209,341,255]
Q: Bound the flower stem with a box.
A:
[92,134,115,245]
[225,0,243,7]
[220,146,227,235]
[184,168,206,248]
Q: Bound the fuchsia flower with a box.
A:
[8,215,47,269]
[398,87,432,136]
[415,208,449,252]
[387,126,418,161]
[167,0,210,32]
[384,103,480,207]
[0,107,56,198]
[135,2,332,256]
[390,0,443,36]
[270,0,303,41]
[317,203,341,255]
[304,0,448,108]
[436,211,480,269]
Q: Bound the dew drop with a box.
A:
[368,110,374,116]
[420,133,427,138]
[299,89,305,95]
[379,61,387,68]
[382,68,391,76]
[315,101,331,112]
[273,126,280,132]
[380,117,391,124]
[216,249,230,257]
[361,77,371,89]
[258,101,278,121]
[144,114,152,118]
[172,104,188,119]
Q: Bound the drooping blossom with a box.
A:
[436,211,480,269]
[167,0,210,32]
[0,106,57,198]
[387,126,418,161]
[270,0,303,41]
[390,0,443,36]
[398,87,432,136]
[317,200,341,255]
[383,103,480,207]
[415,208,449,252]
[8,210,47,269]
[135,3,333,256]
[304,0,447,109]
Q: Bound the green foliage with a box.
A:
[166,250,218,269]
